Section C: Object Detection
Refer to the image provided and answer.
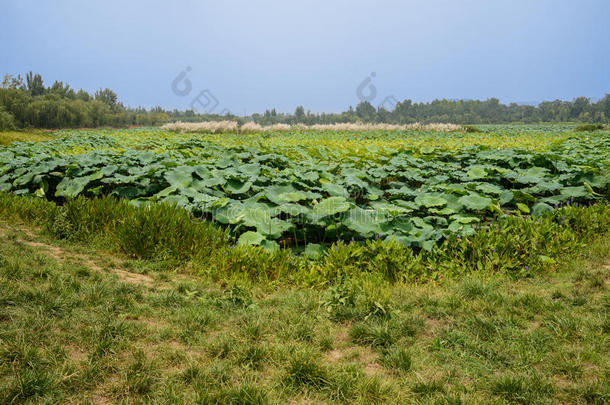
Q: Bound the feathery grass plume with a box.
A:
[240,122,264,133]
[162,121,463,133]
[290,123,464,132]
[265,123,292,131]
[161,121,238,133]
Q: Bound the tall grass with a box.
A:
[239,122,264,133]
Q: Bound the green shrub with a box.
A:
[462,125,482,133]
[574,123,604,132]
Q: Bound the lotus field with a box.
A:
[0,125,608,252]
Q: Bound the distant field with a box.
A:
[0,130,53,145]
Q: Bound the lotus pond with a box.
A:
[0,125,608,251]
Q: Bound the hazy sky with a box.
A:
[2,0,608,114]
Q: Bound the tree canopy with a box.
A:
[1,71,609,130]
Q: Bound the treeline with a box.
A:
[0,73,169,130]
[249,97,610,126]
[1,72,609,130]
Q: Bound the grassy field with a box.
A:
[0,217,608,404]
[0,124,609,403]
[0,130,54,146]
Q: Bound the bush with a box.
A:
[574,123,604,132]
[462,125,482,133]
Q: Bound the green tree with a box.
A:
[25,71,45,96]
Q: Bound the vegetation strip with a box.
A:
[0,127,608,252]
[0,219,608,403]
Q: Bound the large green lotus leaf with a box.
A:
[214,203,245,224]
[541,195,568,205]
[411,217,434,231]
[531,181,562,193]
[577,174,607,188]
[475,183,504,195]
[273,203,312,217]
[261,240,280,252]
[216,157,237,168]
[100,165,118,176]
[457,194,492,211]
[387,186,418,198]
[532,202,554,216]
[368,201,411,216]
[321,182,349,198]
[512,190,536,203]
[259,218,292,238]
[154,185,178,199]
[466,166,487,179]
[428,206,455,216]
[165,168,193,188]
[560,186,589,198]
[499,190,514,205]
[55,176,92,198]
[224,179,252,194]
[239,163,261,179]
[162,195,190,207]
[514,167,549,184]
[189,179,213,193]
[238,231,264,246]
[13,172,35,187]
[448,221,474,236]
[439,193,465,212]
[342,167,367,178]
[449,214,480,224]
[344,176,367,188]
[415,194,447,208]
[313,196,351,218]
[243,206,292,237]
[193,165,211,179]
[192,193,218,204]
[343,207,383,236]
[265,184,298,204]
[111,186,141,199]
[202,176,226,187]
[178,187,203,199]
[277,191,308,203]
[363,185,384,200]
[304,243,325,259]
[296,171,319,182]
[243,206,272,228]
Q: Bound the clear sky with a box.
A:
[1,0,608,114]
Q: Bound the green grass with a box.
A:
[0,217,608,403]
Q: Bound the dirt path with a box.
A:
[1,224,156,287]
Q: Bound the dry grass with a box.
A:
[161,121,465,134]
[240,121,264,133]
[298,123,464,132]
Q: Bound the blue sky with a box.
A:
[1,0,608,114]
